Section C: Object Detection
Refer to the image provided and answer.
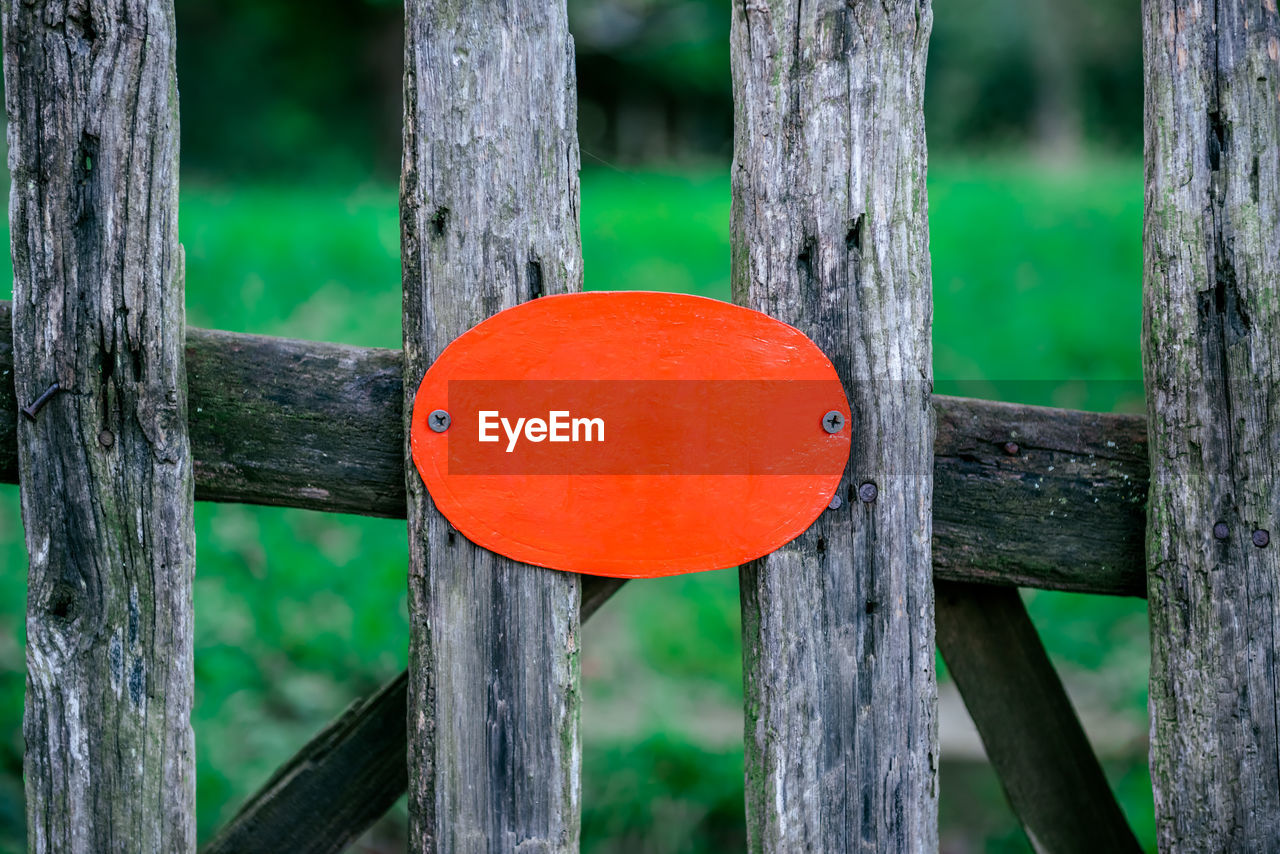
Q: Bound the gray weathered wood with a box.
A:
[933,395,1148,597]
[935,581,1141,853]
[401,0,583,850]
[3,1,195,850]
[1142,1,1280,848]
[731,1,938,850]
[185,325,404,517]
[0,301,1151,596]
[201,578,625,854]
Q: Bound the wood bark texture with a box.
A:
[731,1,937,850]
[3,1,194,851]
[933,396,1148,597]
[1143,0,1280,848]
[0,303,1150,596]
[935,581,1140,853]
[401,1,583,851]
[185,327,403,516]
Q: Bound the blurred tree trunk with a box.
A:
[1028,0,1083,160]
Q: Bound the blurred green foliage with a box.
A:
[169,0,1143,181]
[0,160,1153,851]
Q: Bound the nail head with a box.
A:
[858,482,878,503]
[1253,529,1270,548]
[828,494,842,510]
[1212,521,1229,540]
[1003,441,1020,456]
[98,430,115,449]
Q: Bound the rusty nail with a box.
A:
[1213,521,1230,540]
[858,481,878,503]
[429,409,450,432]
[822,411,845,434]
[21,382,61,421]
[1252,529,1270,548]
[1003,441,1020,456]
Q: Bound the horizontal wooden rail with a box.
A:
[0,300,1148,596]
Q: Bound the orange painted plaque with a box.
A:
[410,292,850,577]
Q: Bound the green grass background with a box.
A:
[0,159,1153,851]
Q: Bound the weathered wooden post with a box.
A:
[731,1,938,850]
[3,0,195,850]
[401,0,583,850]
[1143,0,1280,848]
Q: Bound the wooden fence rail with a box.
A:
[202,578,627,854]
[0,300,1149,598]
[935,581,1141,853]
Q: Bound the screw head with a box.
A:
[1253,529,1270,548]
[1003,441,1020,456]
[822,411,845,434]
[858,482,878,503]
[428,409,451,433]
[1213,521,1230,540]
[828,494,843,510]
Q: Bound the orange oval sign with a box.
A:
[410,292,850,578]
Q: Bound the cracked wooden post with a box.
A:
[3,0,195,850]
[400,0,583,851]
[731,1,937,850]
[1142,0,1280,848]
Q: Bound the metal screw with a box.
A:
[428,409,450,433]
[1213,521,1230,540]
[1003,441,1020,456]
[21,382,61,421]
[822,411,845,434]
[858,482,878,503]
[828,494,843,510]
[1253,529,1270,548]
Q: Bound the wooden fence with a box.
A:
[1,0,1276,851]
